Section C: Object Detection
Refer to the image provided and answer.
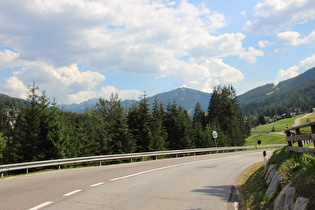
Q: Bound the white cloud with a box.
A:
[276,30,315,45]
[239,47,264,63]
[0,76,28,99]
[258,40,271,48]
[0,0,260,71]
[244,0,315,35]
[275,54,315,84]
[0,50,20,69]
[68,86,143,104]
[0,0,264,103]
[172,58,244,93]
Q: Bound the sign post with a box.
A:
[212,131,218,147]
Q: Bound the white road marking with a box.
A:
[4,177,15,180]
[28,201,53,210]
[110,152,262,182]
[90,182,105,187]
[110,165,180,181]
[63,189,82,197]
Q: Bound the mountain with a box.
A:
[61,88,212,115]
[0,93,28,110]
[238,67,315,115]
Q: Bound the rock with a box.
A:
[284,186,295,210]
[274,182,296,210]
[266,172,283,195]
[264,164,277,185]
[293,197,309,210]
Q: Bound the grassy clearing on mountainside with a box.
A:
[251,114,307,133]
[245,133,286,146]
[238,147,315,209]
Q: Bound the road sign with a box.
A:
[212,131,218,139]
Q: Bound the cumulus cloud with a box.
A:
[275,54,315,84]
[275,30,315,45]
[0,0,265,103]
[0,76,28,99]
[0,50,20,69]
[171,58,244,93]
[244,0,315,35]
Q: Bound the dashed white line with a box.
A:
[28,201,53,210]
[63,189,82,197]
[91,182,105,187]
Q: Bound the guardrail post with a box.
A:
[312,124,315,149]
[295,128,303,147]
[26,168,28,174]
[1,172,3,178]
[285,129,292,147]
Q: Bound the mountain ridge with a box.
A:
[61,87,212,115]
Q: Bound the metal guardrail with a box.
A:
[0,144,286,178]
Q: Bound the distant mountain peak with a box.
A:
[61,87,212,115]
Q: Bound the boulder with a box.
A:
[273,183,296,210]
[264,164,277,185]
[266,172,283,195]
[293,197,309,210]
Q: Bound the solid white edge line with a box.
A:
[91,182,105,187]
[63,189,82,197]
[28,201,53,210]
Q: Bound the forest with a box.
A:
[0,84,250,164]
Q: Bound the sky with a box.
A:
[0,0,315,105]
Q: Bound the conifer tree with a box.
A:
[192,102,208,148]
[99,93,135,154]
[150,96,168,151]
[164,101,192,149]
[127,94,153,152]
[207,85,248,146]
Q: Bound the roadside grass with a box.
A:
[245,133,286,146]
[238,147,315,209]
[251,114,307,133]
[236,162,274,209]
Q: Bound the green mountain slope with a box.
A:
[239,67,315,116]
[0,94,28,110]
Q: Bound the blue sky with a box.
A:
[0,0,315,104]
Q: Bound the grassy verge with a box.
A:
[237,147,315,209]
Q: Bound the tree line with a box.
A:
[0,84,250,164]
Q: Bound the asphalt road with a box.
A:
[0,150,274,210]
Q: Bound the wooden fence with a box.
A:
[285,121,315,155]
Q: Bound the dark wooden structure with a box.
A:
[285,121,315,155]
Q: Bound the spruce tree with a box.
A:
[192,102,208,148]
[99,93,135,154]
[150,96,168,151]
[127,94,153,152]
[164,101,192,149]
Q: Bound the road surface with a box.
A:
[0,150,274,210]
